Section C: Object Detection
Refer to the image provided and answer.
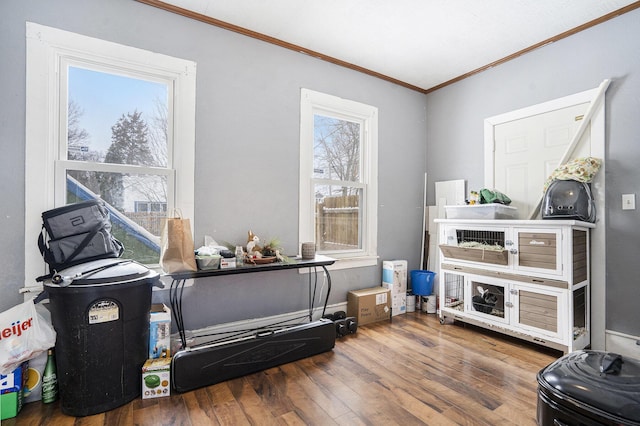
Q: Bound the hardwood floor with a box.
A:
[9,312,561,426]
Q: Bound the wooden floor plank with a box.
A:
[278,362,352,420]
[278,410,309,425]
[206,382,251,425]
[227,378,282,426]
[181,388,220,425]
[245,368,297,418]
[132,394,190,426]
[493,402,538,426]
[316,354,431,425]
[275,370,338,426]
[341,326,506,414]
[380,316,555,407]
[9,312,560,426]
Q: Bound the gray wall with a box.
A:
[425,9,640,337]
[0,0,427,328]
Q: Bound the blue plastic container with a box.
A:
[410,270,435,295]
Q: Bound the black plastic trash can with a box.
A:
[537,350,640,425]
[44,259,160,416]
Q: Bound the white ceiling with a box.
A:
[159,0,638,92]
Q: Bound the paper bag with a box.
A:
[160,216,197,274]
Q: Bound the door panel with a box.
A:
[518,290,558,332]
[514,228,563,277]
[493,103,590,219]
[466,277,509,325]
[513,283,565,341]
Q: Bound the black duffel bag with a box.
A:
[37,199,124,277]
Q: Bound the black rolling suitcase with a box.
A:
[172,319,336,393]
[537,350,640,426]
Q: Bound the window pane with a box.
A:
[315,185,362,251]
[66,170,163,264]
[314,114,361,182]
[67,66,168,167]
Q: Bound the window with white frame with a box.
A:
[299,89,378,269]
[25,22,196,284]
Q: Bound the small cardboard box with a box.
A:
[142,358,171,399]
[347,287,391,326]
[387,292,407,316]
[149,304,171,359]
[382,260,408,316]
[1,362,27,420]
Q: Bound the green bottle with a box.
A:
[41,348,58,403]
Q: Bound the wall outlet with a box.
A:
[622,194,635,210]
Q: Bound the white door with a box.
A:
[492,102,590,219]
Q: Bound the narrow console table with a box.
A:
[167,255,337,392]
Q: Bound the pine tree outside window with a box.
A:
[59,61,173,266]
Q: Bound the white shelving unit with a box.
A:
[435,219,594,353]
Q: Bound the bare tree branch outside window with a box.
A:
[313,114,362,250]
[148,97,168,168]
[67,98,90,159]
[314,115,361,196]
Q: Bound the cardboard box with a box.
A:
[382,260,408,316]
[388,292,407,316]
[347,287,391,326]
[142,358,171,399]
[1,362,27,420]
[149,304,171,359]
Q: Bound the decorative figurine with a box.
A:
[246,230,263,258]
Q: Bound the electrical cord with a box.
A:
[169,278,188,350]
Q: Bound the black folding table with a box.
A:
[166,255,337,392]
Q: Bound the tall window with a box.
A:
[61,65,172,264]
[25,23,196,283]
[299,89,378,269]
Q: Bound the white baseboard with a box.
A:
[605,329,640,359]
[175,301,347,347]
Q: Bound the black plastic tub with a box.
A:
[537,350,640,426]
[45,259,160,417]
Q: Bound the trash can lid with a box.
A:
[46,258,158,287]
[537,350,640,422]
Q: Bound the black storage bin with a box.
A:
[537,350,640,426]
[44,259,160,416]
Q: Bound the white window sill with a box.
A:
[299,255,378,273]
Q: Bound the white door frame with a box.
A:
[484,87,606,350]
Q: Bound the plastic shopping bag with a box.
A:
[0,299,56,375]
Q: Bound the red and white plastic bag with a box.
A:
[0,299,56,376]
